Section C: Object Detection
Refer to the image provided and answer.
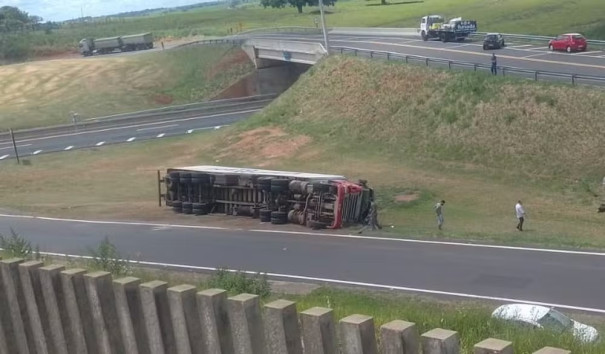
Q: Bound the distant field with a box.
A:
[17,0,605,57]
[0,45,253,129]
[1,54,604,250]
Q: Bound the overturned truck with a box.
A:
[160,166,373,229]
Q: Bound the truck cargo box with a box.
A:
[121,32,153,45]
[94,36,122,49]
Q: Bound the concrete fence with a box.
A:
[0,258,571,354]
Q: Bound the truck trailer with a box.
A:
[78,32,154,56]
[159,166,374,230]
[420,15,477,42]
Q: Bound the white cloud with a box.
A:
[8,0,211,22]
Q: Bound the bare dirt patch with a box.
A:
[218,127,311,166]
[395,193,420,203]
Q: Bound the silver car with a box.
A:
[492,304,599,343]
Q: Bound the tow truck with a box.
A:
[419,15,478,42]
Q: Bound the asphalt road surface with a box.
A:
[0,102,267,161]
[246,33,605,79]
[2,214,604,313]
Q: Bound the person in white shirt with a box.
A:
[515,200,526,231]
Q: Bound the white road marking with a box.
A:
[0,143,32,150]
[156,133,166,138]
[186,125,231,134]
[32,150,42,155]
[136,124,179,132]
[0,154,9,160]
[573,51,603,56]
[64,146,73,151]
[187,129,193,134]
[95,141,105,146]
[127,137,136,142]
[32,250,605,315]
[524,52,550,58]
[509,44,533,48]
[7,109,262,145]
[0,213,604,257]
[214,125,222,130]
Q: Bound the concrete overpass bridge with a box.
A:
[241,38,327,68]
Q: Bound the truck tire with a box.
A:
[421,31,428,41]
[259,209,272,222]
[182,202,193,214]
[172,201,183,213]
[192,203,208,215]
[271,211,288,225]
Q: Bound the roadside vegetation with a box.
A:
[0,55,604,250]
[0,45,253,129]
[2,0,605,62]
[6,236,602,353]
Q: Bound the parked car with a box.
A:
[492,304,599,343]
[483,33,505,50]
[548,33,587,53]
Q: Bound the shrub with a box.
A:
[0,228,34,259]
[207,268,271,298]
[87,236,132,276]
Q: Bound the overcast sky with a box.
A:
[5,0,210,22]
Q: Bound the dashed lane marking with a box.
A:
[136,124,179,132]
[64,146,73,151]
[156,133,166,138]
[0,154,9,160]
[127,137,136,142]
[32,150,42,155]
[95,141,105,146]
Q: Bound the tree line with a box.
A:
[0,6,59,62]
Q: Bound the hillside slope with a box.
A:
[0,45,253,129]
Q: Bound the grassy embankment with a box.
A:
[1,55,604,250]
[18,0,605,57]
[0,45,253,129]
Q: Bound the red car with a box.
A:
[548,33,587,53]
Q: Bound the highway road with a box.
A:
[0,97,270,161]
[2,214,604,313]
[244,32,605,80]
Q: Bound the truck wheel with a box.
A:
[421,31,428,41]
[271,211,288,225]
[260,209,272,222]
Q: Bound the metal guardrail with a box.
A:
[332,46,605,86]
[237,26,322,36]
[174,38,244,49]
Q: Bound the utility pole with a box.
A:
[9,129,20,165]
[318,0,330,54]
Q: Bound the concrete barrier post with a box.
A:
[532,348,571,354]
[1,258,32,354]
[168,284,204,354]
[380,320,419,354]
[474,338,513,354]
[197,288,234,354]
[227,293,266,354]
[140,280,177,354]
[113,277,148,354]
[300,307,337,354]
[264,299,302,354]
[39,265,69,354]
[340,314,378,354]
[84,271,123,354]
[61,268,95,354]
[421,328,460,354]
[19,261,51,354]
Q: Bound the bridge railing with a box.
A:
[332,46,605,87]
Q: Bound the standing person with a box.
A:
[358,201,381,234]
[515,200,526,231]
[434,200,445,230]
[491,53,497,75]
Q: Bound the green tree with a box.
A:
[260,0,336,14]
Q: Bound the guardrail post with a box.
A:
[474,64,477,72]
[571,74,576,86]
[340,48,343,54]
[386,53,390,61]
[370,51,373,58]
[354,49,358,56]
[534,71,539,81]
[502,67,506,77]
[448,61,452,70]
[405,56,408,63]
[425,58,429,67]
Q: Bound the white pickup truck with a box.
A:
[419,15,478,42]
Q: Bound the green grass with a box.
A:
[9,0,605,59]
[0,45,253,129]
